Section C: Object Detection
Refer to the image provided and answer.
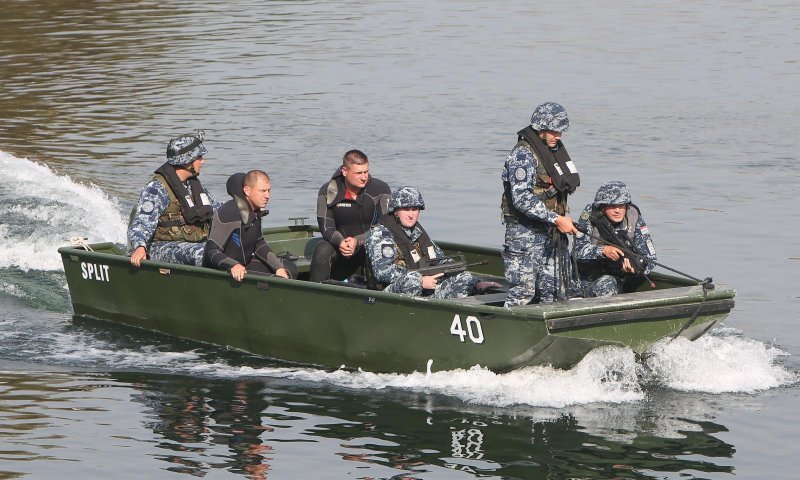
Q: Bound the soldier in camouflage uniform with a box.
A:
[500,102,580,307]
[127,132,220,267]
[365,187,491,299]
[574,181,657,297]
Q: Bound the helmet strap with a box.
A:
[183,163,198,177]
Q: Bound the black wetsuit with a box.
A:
[203,173,297,278]
[311,170,390,282]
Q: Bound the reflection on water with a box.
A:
[0,370,736,479]
[135,378,274,478]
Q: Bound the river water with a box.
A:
[1,1,799,478]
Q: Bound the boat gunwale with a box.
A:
[58,241,736,323]
[546,297,735,331]
[57,244,521,317]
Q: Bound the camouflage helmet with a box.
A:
[593,180,632,206]
[166,131,208,166]
[530,102,570,132]
[389,186,425,212]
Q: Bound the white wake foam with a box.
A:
[643,326,796,393]
[0,151,127,271]
[32,323,795,407]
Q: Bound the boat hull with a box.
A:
[59,226,735,373]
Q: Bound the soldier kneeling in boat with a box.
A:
[365,186,498,299]
[573,180,657,296]
[203,170,297,281]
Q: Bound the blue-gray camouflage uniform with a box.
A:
[365,186,479,299]
[127,180,219,265]
[501,150,557,307]
[574,181,657,297]
[501,102,576,307]
[365,223,479,299]
[127,132,220,266]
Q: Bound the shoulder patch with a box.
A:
[580,211,590,221]
[381,245,395,258]
[140,200,155,214]
[514,167,527,181]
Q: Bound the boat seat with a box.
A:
[294,256,312,271]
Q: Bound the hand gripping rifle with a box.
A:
[573,223,655,288]
[573,223,714,289]
[573,223,717,342]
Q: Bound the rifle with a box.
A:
[574,223,655,288]
[575,222,715,289]
[617,235,647,275]
[415,255,488,277]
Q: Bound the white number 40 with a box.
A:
[450,315,485,344]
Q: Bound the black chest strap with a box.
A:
[154,163,213,224]
[378,215,435,269]
[517,126,580,194]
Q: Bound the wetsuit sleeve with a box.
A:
[355,226,368,248]
[633,213,657,275]
[204,210,241,271]
[127,180,170,252]
[573,205,605,261]
[253,235,287,274]
[503,145,559,225]
[316,194,345,248]
[366,225,417,285]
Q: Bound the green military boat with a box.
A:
[58,224,735,373]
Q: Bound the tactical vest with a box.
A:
[152,169,212,242]
[378,215,437,270]
[518,126,580,194]
[501,133,577,224]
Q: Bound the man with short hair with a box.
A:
[500,102,580,307]
[310,149,391,282]
[203,170,297,281]
[128,131,219,267]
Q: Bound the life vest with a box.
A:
[152,163,213,242]
[501,127,579,224]
[378,215,437,269]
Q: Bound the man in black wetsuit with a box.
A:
[203,170,297,281]
[310,149,391,282]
